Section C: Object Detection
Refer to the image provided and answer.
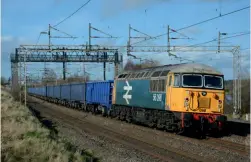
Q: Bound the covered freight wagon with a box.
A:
[86,80,113,115]
[70,83,85,103]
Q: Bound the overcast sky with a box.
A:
[1,0,250,80]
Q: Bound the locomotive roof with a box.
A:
[124,63,223,75]
[170,63,223,75]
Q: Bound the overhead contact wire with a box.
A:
[132,6,250,45]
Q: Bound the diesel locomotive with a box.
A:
[28,63,227,136]
[111,63,227,134]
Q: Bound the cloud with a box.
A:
[1,36,30,78]
[100,0,168,19]
[180,27,203,36]
[1,36,13,42]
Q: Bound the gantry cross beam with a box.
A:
[10,44,122,97]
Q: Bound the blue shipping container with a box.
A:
[61,84,71,100]
[47,85,54,98]
[41,87,47,96]
[37,87,41,96]
[86,80,113,109]
[70,83,85,103]
[53,85,61,99]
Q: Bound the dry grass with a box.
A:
[1,90,94,162]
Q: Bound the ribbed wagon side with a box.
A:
[41,87,47,97]
[53,85,61,98]
[60,84,71,106]
[70,83,85,103]
[86,80,113,115]
[69,83,86,109]
[46,85,54,97]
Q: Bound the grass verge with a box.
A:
[1,90,99,162]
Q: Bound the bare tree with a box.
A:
[240,68,250,114]
[224,67,250,115]
[124,60,135,71]
[66,73,90,83]
[1,76,7,85]
[42,69,57,85]
[124,59,161,71]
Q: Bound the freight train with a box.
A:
[28,63,227,136]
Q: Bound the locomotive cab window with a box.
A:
[173,74,180,87]
[204,75,223,89]
[168,76,172,86]
[182,74,202,87]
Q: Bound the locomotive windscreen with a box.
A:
[182,74,202,87]
[204,75,223,89]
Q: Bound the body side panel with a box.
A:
[115,79,165,110]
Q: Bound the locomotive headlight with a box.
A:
[184,98,189,111]
[218,100,223,112]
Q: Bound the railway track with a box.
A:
[28,97,213,162]
[205,138,250,157]
[124,123,250,157]
[27,96,250,161]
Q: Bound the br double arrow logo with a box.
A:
[123,80,132,104]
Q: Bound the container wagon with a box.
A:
[85,80,113,116]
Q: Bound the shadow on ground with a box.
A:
[27,100,99,162]
[28,105,58,140]
[226,121,250,136]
